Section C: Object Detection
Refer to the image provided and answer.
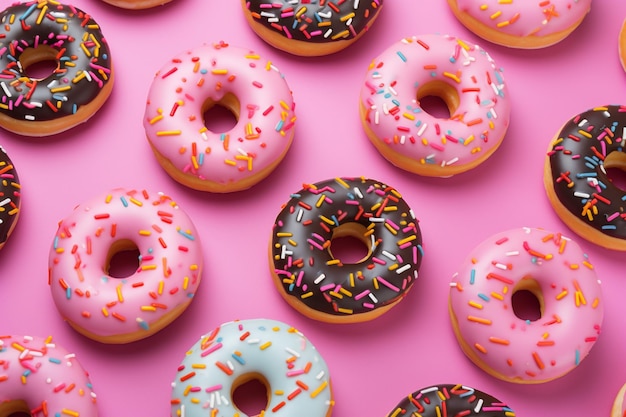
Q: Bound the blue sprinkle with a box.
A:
[232,354,245,365]
[396,51,407,62]
[470,269,476,285]
[49,357,62,364]
[20,3,37,20]
[576,172,597,178]
[178,229,196,240]
[478,293,490,302]
[120,196,129,207]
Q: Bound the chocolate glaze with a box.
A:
[0,146,20,246]
[0,1,112,121]
[387,384,515,417]
[245,0,383,43]
[270,177,423,318]
[546,105,626,240]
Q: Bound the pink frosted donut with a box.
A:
[449,227,604,384]
[447,0,592,49]
[48,188,203,344]
[0,335,98,416]
[359,34,510,178]
[144,41,297,193]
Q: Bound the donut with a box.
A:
[385,384,514,417]
[0,146,21,251]
[544,105,626,251]
[170,318,334,417]
[101,0,172,10]
[612,382,626,417]
[0,334,98,417]
[241,0,384,56]
[48,188,203,344]
[269,177,423,323]
[0,1,114,137]
[449,227,604,384]
[144,41,296,193]
[447,0,592,49]
[359,34,510,178]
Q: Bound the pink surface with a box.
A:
[1,1,625,416]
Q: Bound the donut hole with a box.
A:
[19,45,60,81]
[511,278,544,322]
[0,400,32,417]
[202,93,240,133]
[232,373,270,416]
[328,223,372,264]
[105,239,141,279]
[603,151,626,191]
[417,80,460,119]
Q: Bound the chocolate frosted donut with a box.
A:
[0,1,113,136]
[241,0,384,56]
[544,105,626,251]
[269,177,423,323]
[386,384,515,417]
[0,146,21,250]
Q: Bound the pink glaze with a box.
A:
[0,335,98,416]
[452,0,592,39]
[144,41,296,191]
[359,34,510,176]
[449,227,604,383]
[48,188,203,343]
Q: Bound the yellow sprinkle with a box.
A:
[396,235,417,246]
[50,85,71,93]
[467,316,492,325]
[340,12,355,22]
[156,130,182,136]
[443,72,461,83]
[259,341,272,350]
[335,177,350,189]
[331,30,350,40]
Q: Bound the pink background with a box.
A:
[1,0,626,415]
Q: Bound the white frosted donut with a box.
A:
[359,34,510,177]
[449,227,604,384]
[170,318,334,417]
[48,188,204,344]
[144,42,297,193]
[0,335,98,417]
